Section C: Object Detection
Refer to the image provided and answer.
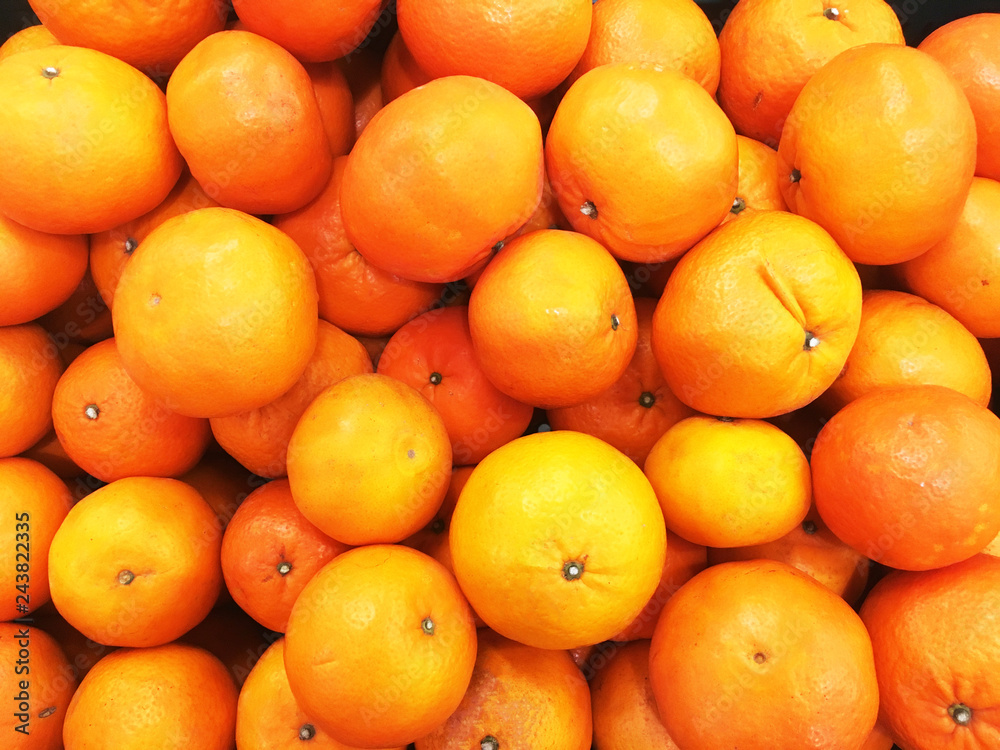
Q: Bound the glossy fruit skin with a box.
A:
[644,416,812,548]
[450,430,666,650]
[62,643,238,750]
[415,629,593,750]
[166,31,333,215]
[0,323,64,458]
[717,0,905,147]
[567,0,720,94]
[28,0,225,73]
[397,0,593,101]
[649,559,879,750]
[0,458,74,620]
[897,177,1000,338]
[232,0,383,63]
[778,44,977,265]
[286,373,452,546]
[919,13,1000,181]
[237,638,408,750]
[112,207,319,419]
[812,385,1000,571]
[820,290,992,413]
[0,214,88,326]
[210,319,372,478]
[860,554,1000,750]
[0,46,183,235]
[377,306,534,466]
[48,477,223,648]
[0,623,77,748]
[468,229,638,409]
[283,545,478,748]
[546,63,738,264]
[720,136,788,225]
[652,209,862,418]
[341,75,544,284]
[547,297,694,466]
[591,640,680,750]
[52,338,212,483]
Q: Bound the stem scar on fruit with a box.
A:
[823,7,841,20]
[117,570,135,585]
[639,392,656,409]
[580,201,598,219]
[481,735,500,750]
[563,560,584,580]
[277,561,292,576]
[948,703,973,726]
[804,331,820,350]
[421,617,435,635]
[429,371,443,385]
[298,724,316,740]
[41,66,59,79]
[731,197,747,215]
[84,404,100,420]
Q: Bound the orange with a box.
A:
[649,559,879,749]
[0,46,182,235]
[90,170,219,310]
[820,290,992,413]
[377,306,534,465]
[284,545,477,747]
[397,0,592,100]
[221,479,350,632]
[273,156,443,337]
[238,638,406,750]
[860,554,1000,749]
[450,430,666,649]
[919,13,1000,181]
[287,373,452,545]
[0,24,58,62]
[708,506,870,605]
[48,477,223,647]
[380,31,432,103]
[778,44,977,265]
[415,629,592,749]
[304,61,356,157]
[547,297,694,465]
[28,0,225,74]
[546,63,737,263]
[644,416,811,547]
[1,623,76,749]
[39,269,113,346]
[112,207,319,419]
[896,177,1000,338]
[166,30,333,215]
[0,324,63,457]
[0,458,73,620]
[612,529,707,641]
[341,75,543,283]
[210,320,372,477]
[51,338,211,483]
[717,0,905,147]
[567,0,719,94]
[63,642,237,749]
[468,229,637,409]
[721,136,789,224]
[0,214,87,326]
[591,640,680,750]
[179,452,258,532]
[231,0,383,63]
[812,385,1000,570]
[652,210,862,418]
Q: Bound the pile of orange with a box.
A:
[1,1,999,748]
